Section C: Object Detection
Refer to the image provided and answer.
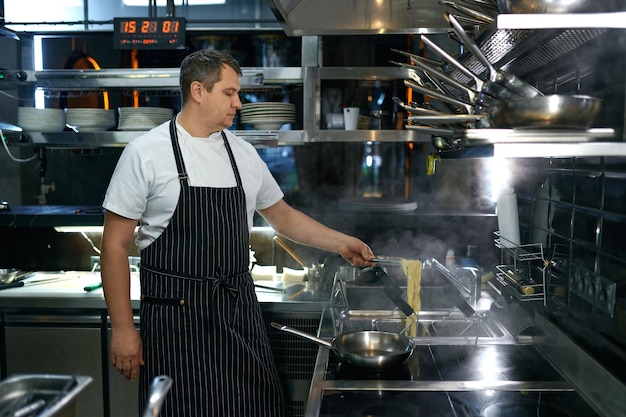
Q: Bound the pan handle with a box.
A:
[142,375,173,417]
[444,12,500,81]
[404,80,475,114]
[391,59,484,102]
[419,35,482,85]
[273,236,308,268]
[270,322,333,349]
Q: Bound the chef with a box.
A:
[100,49,375,417]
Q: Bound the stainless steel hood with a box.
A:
[264,0,451,35]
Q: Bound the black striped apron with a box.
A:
[137,117,286,417]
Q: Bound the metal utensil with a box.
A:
[273,236,307,268]
[391,60,499,108]
[392,97,448,116]
[416,37,524,102]
[408,114,486,124]
[271,322,415,369]
[0,122,22,133]
[142,376,173,417]
[406,125,456,138]
[0,276,74,291]
[440,0,495,23]
[254,283,285,293]
[0,269,20,284]
[404,79,482,115]
[445,12,543,99]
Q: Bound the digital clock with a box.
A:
[113,17,186,50]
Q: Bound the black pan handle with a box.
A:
[0,281,24,290]
[374,267,416,317]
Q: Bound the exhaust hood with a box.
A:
[265,0,451,36]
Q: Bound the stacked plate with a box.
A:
[240,102,295,130]
[118,107,173,131]
[65,108,116,132]
[17,107,65,132]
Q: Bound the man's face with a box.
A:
[200,64,242,133]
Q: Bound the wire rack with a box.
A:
[494,232,567,305]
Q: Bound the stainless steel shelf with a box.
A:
[312,129,430,143]
[497,12,626,30]
[33,67,306,90]
[3,130,303,148]
[492,141,626,158]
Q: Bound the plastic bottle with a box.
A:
[497,187,521,248]
[445,249,456,270]
[459,245,478,267]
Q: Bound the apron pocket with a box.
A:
[141,294,186,306]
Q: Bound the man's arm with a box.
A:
[258,199,374,266]
[100,210,144,381]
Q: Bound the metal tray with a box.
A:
[0,374,92,417]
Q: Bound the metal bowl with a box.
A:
[487,95,603,130]
[498,0,612,13]
[0,268,20,284]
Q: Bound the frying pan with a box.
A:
[445,12,543,99]
[271,322,415,368]
[488,95,603,129]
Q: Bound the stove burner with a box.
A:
[320,392,475,417]
[456,346,527,373]
[481,399,572,417]
[334,361,413,381]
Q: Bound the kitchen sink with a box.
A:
[333,309,513,343]
[337,285,473,311]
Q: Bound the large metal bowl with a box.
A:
[498,0,614,13]
[488,95,603,130]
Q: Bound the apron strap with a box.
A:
[169,115,190,185]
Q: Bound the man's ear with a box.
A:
[189,80,205,103]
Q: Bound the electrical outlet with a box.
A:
[595,276,616,317]
[570,265,616,316]
[570,266,594,303]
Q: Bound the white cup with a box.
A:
[343,107,359,130]
[325,112,344,129]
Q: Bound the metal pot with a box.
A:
[488,95,603,129]
[271,322,415,369]
[0,269,19,284]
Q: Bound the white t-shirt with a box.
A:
[102,120,284,251]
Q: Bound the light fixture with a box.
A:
[54,226,105,233]
[123,0,225,5]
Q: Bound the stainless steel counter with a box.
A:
[0,271,327,417]
[0,271,328,312]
